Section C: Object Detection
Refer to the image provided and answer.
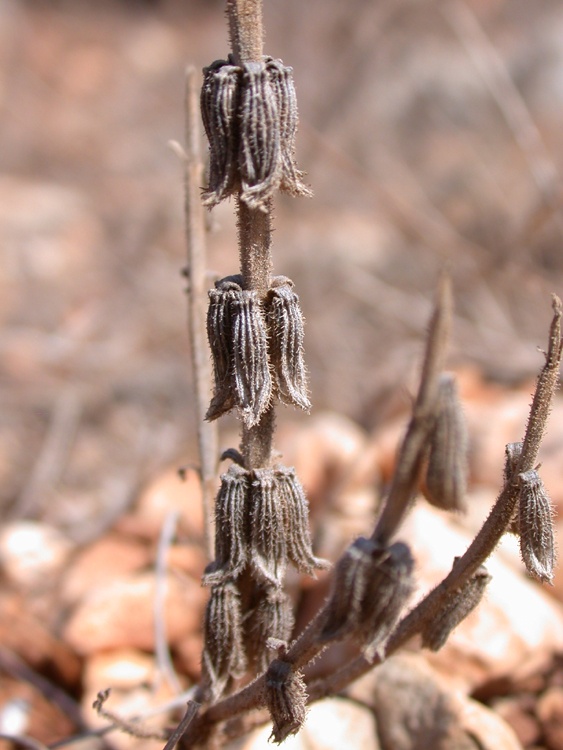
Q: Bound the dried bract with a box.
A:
[250,466,327,586]
[265,58,312,199]
[201,57,310,211]
[518,469,556,583]
[319,538,414,657]
[421,563,491,651]
[267,277,310,411]
[202,582,247,699]
[265,660,308,744]
[238,62,281,210]
[246,585,295,673]
[206,276,272,427]
[275,465,328,575]
[203,463,250,586]
[201,59,240,206]
[424,373,468,512]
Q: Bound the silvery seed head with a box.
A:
[421,563,491,651]
[424,373,468,513]
[206,276,272,427]
[265,660,308,744]
[518,469,556,584]
[202,582,247,699]
[203,463,250,586]
[267,277,311,411]
[201,59,240,207]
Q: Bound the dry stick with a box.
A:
[372,277,451,544]
[443,0,562,230]
[309,295,563,700]
[162,702,201,750]
[184,65,218,559]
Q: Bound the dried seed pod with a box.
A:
[424,373,468,512]
[265,660,308,744]
[319,537,376,643]
[201,59,240,206]
[250,468,287,585]
[421,563,491,652]
[265,58,312,199]
[267,277,310,411]
[203,463,250,586]
[202,582,247,699]
[238,62,281,211]
[504,442,523,535]
[246,585,295,673]
[518,469,556,584]
[319,538,414,657]
[231,289,272,427]
[206,277,272,427]
[274,465,329,575]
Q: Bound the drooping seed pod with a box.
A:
[274,465,329,576]
[424,373,468,512]
[319,538,414,658]
[231,289,272,426]
[238,62,281,211]
[245,585,295,674]
[503,442,523,535]
[518,469,556,584]
[206,276,272,427]
[267,277,310,411]
[265,58,312,199]
[206,275,243,421]
[201,59,240,207]
[249,468,287,586]
[265,660,308,744]
[421,563,491,652]
[202,582,247,699]
[203,463,250,586]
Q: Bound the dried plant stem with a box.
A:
[372,277,452,544]
[184,66,218,558]
[227,0,264,65]
[309,295,563,700]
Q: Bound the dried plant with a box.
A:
[168,0,563,746]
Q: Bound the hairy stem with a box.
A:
[227,0,264,65]
[372,277,451,544]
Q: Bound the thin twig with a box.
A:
[154,510,182,694]
[162,702,200,750]
[183,65,218,559]
[372,277,451,544]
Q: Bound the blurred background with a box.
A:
[2,0,563,537]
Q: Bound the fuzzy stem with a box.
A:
[227,0,264,65]
[372,277,451,544]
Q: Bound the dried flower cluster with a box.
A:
[171,2,563,746]
[206,275,310,427]
[201,56,311,211]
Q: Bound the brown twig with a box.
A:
[183,65,218,559]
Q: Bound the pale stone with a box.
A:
[0,521,74,589]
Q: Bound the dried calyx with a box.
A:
[206,275,310,427]
[319,537,414,659]
[422,373,468,513]
[265,659,308,744]
[201,56,311,211]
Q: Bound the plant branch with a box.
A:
[226,0,264,65]
[183,66,218,559]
